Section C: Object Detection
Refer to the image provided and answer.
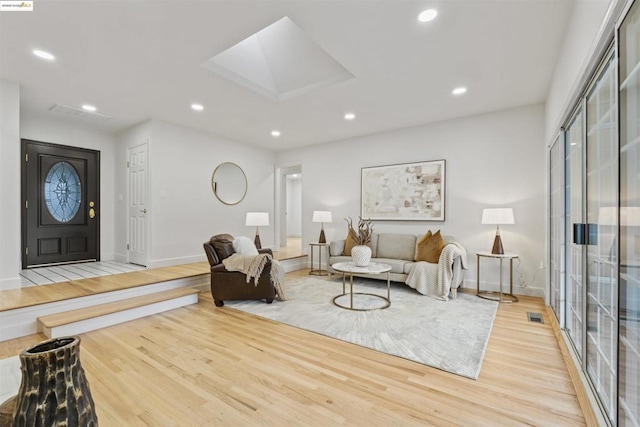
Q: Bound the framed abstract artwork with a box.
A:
[361,160,445,221]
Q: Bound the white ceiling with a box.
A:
[0,0,574,151]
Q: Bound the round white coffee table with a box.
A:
[331,261,392,311]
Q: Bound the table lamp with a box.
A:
[246,212,269,249]
[312,211,332,243]
[482,208,515,254]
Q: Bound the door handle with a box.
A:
[140,209,147,214]
[573,223,586,245]
[573,223,598,245]
[587,223,598,245]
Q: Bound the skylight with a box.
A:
[201,17,354,101]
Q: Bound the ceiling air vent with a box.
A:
[48,104,112,123]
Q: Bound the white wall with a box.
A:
[545,0,613,142]
[0,79,21,290]
[116,120,277,268]
[277,104,547,296]
[20,117,117,261]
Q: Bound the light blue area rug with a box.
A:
[224,276,498,379]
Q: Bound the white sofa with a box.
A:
[327,233,467,299]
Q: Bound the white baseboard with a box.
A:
[113,253,127,263]
[100,253,115,262]
[461,279,544,298]
[280,257,308,273]
[0,276,21,291]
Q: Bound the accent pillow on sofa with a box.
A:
[233,236,259,256]
[415,230,445,263]
[342,233,357,256]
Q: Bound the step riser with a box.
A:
[40,293,199,338]
[281,257,307,273]
[0,275,208,342]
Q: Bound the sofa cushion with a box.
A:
[406,260,438,276]
[329,255,352,266]
[376,233,416,261]
[372,258,412,274]
[369,233,379,257]
[415,230,445,263]
[330,240,345,257]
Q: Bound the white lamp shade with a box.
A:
[245,212,269,226]
[312,211,332,223]
[481,208,515,225]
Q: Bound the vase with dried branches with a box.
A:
[345,217,374,266]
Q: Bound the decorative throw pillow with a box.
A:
[233,236,259,256]
[342,233,357,256]
[415,230,445,263]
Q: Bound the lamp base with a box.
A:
[491,234,504,255]
[319,229,326,244]
[254,234,262,249]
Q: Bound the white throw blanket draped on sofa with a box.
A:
[405,242,468,301]
[223,253,287,301]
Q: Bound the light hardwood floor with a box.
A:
[0,269,587,426]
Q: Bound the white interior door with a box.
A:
[128,142,148,266]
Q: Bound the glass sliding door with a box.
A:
[550,135,565,322]
[585,52,618,423]
[618,1,640,424]
[566,108,586,359]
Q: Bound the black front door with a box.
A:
[22,139,100,268]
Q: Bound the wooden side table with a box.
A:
[476,251,519,303]
[309,242,329,276]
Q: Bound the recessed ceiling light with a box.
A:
[271,130,281,137]
[452,87,467,95]
[344,112,356,120]
[81,105,97,112]
[418,9,438,23]
[191,103,204,111]
[33,49,55,61]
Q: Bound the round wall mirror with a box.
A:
[211,162,247,205]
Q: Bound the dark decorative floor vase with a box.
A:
[0,336,98,426]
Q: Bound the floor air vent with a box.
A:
[527,312,544,324]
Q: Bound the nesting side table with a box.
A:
[309,242,329,276]
[476,251,519,303]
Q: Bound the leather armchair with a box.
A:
[203,234,276,307]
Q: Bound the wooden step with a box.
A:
[37,288,200,338]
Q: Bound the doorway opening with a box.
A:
[274,163,303,259]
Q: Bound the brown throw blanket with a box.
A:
[222,253,287,301]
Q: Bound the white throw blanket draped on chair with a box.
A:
[222,253,287,301]
[405,242,468,301]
